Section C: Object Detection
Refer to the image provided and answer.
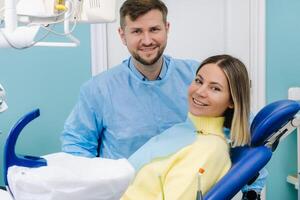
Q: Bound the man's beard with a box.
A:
[132,45,166,65]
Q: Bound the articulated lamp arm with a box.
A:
[0,0,77,48]
[0,0,116,49]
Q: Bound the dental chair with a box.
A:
[204,99,300,199]
[3,99,300,200]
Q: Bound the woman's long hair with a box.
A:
[196,55,251,146]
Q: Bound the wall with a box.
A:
[0,25,91,186]
[107,0,253,67]
[266,0,300,199]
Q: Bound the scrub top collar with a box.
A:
[128,56,168,81]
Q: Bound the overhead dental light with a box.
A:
[0,0,116,48]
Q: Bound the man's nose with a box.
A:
[141,32,153,45]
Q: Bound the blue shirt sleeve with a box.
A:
[61,80,103,158]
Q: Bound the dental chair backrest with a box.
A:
[204,99,300,200]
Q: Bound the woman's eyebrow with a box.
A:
[198,74,224,88]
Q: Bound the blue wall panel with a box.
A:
[0,25,91,186]
[267,0,300,199]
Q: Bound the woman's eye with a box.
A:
[211,87,221,91]
[194,78,202,84]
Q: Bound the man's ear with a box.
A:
[165,22,170,34]
[118,27,127,45]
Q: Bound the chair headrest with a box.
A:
[251,99,300,146]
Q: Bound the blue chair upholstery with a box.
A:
[3,100,300,199]
[204,99,300,200]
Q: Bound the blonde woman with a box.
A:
[122,54,251,200]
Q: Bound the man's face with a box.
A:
[119,9,169,65]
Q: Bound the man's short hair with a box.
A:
[120,0,168,28]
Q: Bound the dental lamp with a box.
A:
[0,0,116,48]
[0,84,8,113]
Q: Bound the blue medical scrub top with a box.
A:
[61,55,199,159]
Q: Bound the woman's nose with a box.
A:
[195,86,208,97]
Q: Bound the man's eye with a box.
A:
[132,30,141,34]
[150,28,160,32]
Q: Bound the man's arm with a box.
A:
[61,81,103,158]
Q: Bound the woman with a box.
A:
[122,54,251,200]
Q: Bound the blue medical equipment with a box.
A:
[204,99,300,199]
[3,109,47,194]
[3,100,300,199]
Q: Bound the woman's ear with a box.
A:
[228,102,234,109]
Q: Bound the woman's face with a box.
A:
[188,63,233,117]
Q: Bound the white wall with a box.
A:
[106,0,250,67]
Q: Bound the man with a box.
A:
[61,0,264,199]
